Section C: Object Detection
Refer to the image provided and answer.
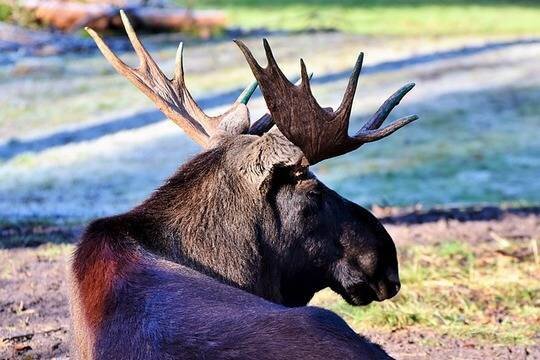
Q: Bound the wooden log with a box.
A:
[19,1,227,33]
[131,7,227,31]
[21,1,118,31]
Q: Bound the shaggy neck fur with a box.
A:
[123,146,315,304]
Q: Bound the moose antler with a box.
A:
[248,73,312,136]
[235,39,418,164]
[86,10,258,147]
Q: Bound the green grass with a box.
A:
[0,3,12,21]
[182,0,540,36]
[313,238,540,345]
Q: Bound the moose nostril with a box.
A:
[389,280,401,297]
[380,280,400,300]
[375,280,401,301]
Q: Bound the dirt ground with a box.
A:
[1,209,539,359]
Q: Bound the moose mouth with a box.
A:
[333,281,379,306]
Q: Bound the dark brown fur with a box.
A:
[70,134,399,358]
[81,135,399,307]
[71,212,392,359]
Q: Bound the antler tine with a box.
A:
[87,11,257,147]
[361,82,416,131]
[86,17,210,146]
[262,39,292,84]
[299,59,312,93]
[335,53,364,119]
[171,41,216,128]
[174,42,185,85]
[85,27,131,77]
[262,39,279,68]
[353,82,418,142]
[354,114,419,142]
[236,79,259,105]
[234,40,264,75]
[235,39,293,87]
[119,10,156,71]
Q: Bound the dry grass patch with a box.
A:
[313,237,540,345]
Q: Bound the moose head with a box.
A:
[86,12,417,307]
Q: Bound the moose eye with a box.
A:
[292,169,309,181]
[306,189,322,201]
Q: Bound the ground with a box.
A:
[1,209,538,359]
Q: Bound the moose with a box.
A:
[70,11,418,359]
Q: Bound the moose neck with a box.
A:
[128,147,322,305]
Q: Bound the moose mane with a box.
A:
[99,143,282,300]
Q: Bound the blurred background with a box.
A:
[0,1,539,358]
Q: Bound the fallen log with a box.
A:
[131,7,226,32]
[19,1,227,33]
[21,1,118,32]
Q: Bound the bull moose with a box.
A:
[70,11,418,359]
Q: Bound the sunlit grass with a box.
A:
[181,0,540,37]
[312,238,540,345]
[33,242,73,259]
[0,4,11,21]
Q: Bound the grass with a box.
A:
[182,0,540,36]
[317,81,540,207]
[0,3,11,21]
[33,242,74,259]
[1,38,539,220]
[313,237,540,345]
[0,34,420,140]
[2,1,539,36]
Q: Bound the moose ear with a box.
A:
[238,130,306,190]
[218,103,251,135]
[209,104,251,147]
